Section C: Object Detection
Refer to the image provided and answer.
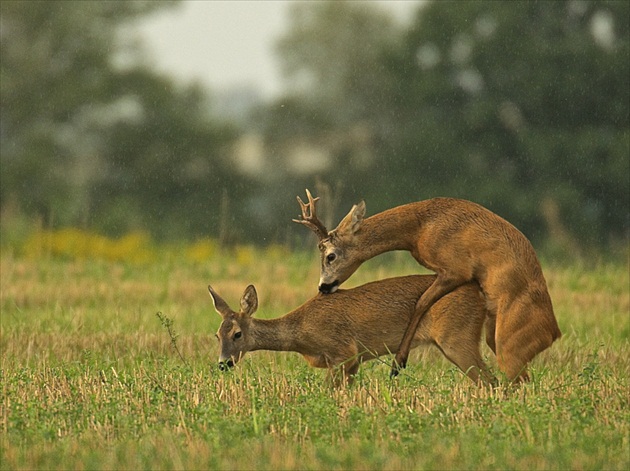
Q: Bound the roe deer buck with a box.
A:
[293,190,561,382]
[208,275,496,385]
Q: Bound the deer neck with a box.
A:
[249,312,312,355]
[355,207,418,260]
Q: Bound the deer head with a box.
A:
[208,284,258,370]
[293,189,366,294]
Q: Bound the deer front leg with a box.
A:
[391,275,465,377]
[324,351,361,387]
[327,360,360,387]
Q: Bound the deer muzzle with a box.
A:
[218,358,235,371]
[318,280,339,294]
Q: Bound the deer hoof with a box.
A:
[218,359,234,371]
[390,357,407,377]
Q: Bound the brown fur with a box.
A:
[296,193,561,382]
[209,275,496,386]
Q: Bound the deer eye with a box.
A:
[234,331,242,340]
[326,253,337,263]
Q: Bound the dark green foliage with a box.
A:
[0,0,243,241]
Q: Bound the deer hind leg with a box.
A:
[392,274,468,377]
[436,341,497,386]
[496,343,531,384]
[484,311,497,355]
[495,297,558,384]
[433,306,498,387]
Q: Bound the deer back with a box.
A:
[286,274,487,360]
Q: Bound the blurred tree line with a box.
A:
[1,1,248,241]
[1,0,628,254]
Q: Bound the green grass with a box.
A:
[1,251,629,470]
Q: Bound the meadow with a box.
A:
[1,230,629,470]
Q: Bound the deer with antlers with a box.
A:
[293,190,561,382]
[209,276,496,386]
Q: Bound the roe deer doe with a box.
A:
[208,275,496,386]
[293,190,561,382]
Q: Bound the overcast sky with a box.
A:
[135,1,421,99]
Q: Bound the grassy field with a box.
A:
[1,241,629,470]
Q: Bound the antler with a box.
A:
[292,189,329,240]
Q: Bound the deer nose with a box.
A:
[218,359,234,371]
[319,281,339,294]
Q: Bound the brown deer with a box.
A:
[293,190,561,382]
[208,275,496,386]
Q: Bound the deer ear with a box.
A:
[240,285,258,317]
[208,285,231,317]
[335,200,366,236]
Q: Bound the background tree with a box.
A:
[1,0,627,251]
[382,0,629,247]
[87,72,242,240]
[258,1,403,233]
[270,0,629,250]
[1,1,169,224]
[1,0,243,241]
[276,1,400,127]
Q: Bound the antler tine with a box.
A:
[292,189,329,240]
